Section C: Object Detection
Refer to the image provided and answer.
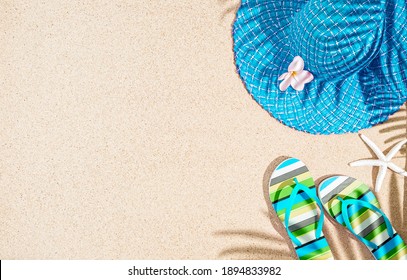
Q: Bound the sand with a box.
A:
[1,0,406,259]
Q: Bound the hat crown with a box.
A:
[289,0,385,81]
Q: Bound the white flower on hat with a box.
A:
[278,56,314,91]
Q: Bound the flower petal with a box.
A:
[291,79,305,91]
[278,72,289,81]
[290,70,314,91]
[288,56,304,72]
[279,76,293,91]
[295,70,314,84]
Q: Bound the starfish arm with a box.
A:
[349,159,386,167]
[375,166,387,192]
[388,162,407,176]
[386,139,407,161]
[360,134,386,160]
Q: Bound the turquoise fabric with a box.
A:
[233,0,407,134]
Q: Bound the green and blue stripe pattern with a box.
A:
[318,176,407,260]
[269,158,333,260]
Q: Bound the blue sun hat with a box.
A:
[233,0,407,134]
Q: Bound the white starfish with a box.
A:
[349,134,407,192]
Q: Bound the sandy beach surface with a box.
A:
[1,0,406,259]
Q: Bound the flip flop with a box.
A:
[269,158,333,260]
[318,176,407,260]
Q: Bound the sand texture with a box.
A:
[1,0,407,259]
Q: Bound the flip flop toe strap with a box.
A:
[284,178,325,247]
[337,197,395,250]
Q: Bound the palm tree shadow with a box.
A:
[213,156,296,260]
[377,106,407,241]
[356,130,407,193]
[214,227,293,260]
[379,109,407,147]
[378,108,407,156]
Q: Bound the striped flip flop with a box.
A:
[269,158,333,260]
[318,176,407,260]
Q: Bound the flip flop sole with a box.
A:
[318,176,407,260]
[269,158,333,260]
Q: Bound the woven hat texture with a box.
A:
[233,0,407,134]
